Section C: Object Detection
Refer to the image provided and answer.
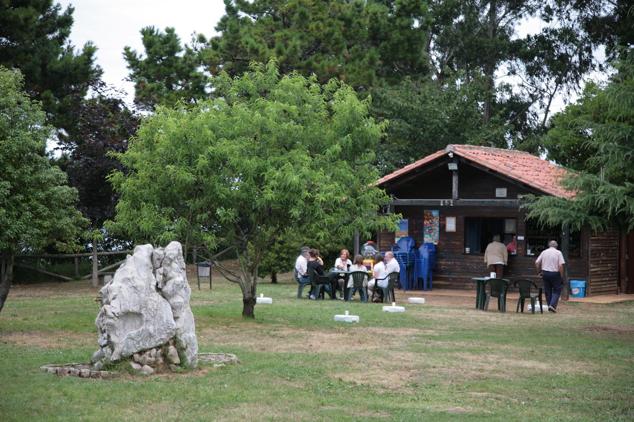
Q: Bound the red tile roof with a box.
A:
[377,144,574,198]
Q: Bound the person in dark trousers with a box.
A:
[535,240,566,313]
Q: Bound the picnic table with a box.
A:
[328,268,372,301]
[471,277,511,310]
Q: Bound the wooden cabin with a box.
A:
[376,144,628,296]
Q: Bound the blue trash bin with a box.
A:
[570,280,586,298]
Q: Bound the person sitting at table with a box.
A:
[307,248,331,299]
[333,249,352,295]
[384,251,401,275]
[295,247,310,280]
[334,249,352,270]
[347,254,368,287]
[367,254,386,301]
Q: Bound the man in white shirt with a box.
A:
[535,240,566,313]
[294,247,311,298]
[384,252,401,286]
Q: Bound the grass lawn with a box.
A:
[1,270,633,421]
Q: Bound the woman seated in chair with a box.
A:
[334,249,352,294]
[367,254,386,301]
[307,249,330,299]
[346,254,368,289]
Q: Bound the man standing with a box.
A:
[535,240,566,313]
[294,247,311,298]
[484,235,508,278]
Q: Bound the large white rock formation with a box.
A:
[92,242,198,370]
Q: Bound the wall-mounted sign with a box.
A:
[504,218,517,233]
[445,216,456,232]
[495,188,508,198]
[424,210,440,244]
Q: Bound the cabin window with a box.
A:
[525,220,581,257]
[464,217,517,254]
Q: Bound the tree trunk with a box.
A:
[242,296,256,318]
[0,253,15,313]
[270,271,277,284]
[483,0,497,124]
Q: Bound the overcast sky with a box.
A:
[58,0,226,102]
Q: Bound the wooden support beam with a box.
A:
[14,264,73,281]
[451,167,459,200]
[15,250,132,259]
[81,259,126,280]
[391,198,520,207]
[561,223,570,301]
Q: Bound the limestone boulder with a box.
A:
[92,242,198,369]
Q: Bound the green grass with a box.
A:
[1,274,633,421]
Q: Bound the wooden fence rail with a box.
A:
[15,248,133,287]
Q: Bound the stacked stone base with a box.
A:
[128,338,182,375]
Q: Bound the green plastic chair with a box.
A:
[483,278,510,312]
[311,274,334,299]
[372,272,399,303]
[346,271,369,302]
[514,279,544,314]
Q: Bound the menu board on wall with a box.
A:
[424,210,440,244]
[395,219,409,242]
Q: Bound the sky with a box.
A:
[58,0,226,102]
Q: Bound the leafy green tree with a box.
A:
[0,0,101,137]
[124,26,209,111]
[0,67,87,312]
[108,61,397,318]
[525,53,634,232]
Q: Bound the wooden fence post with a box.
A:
[91,243,99,287]
[74,257,80,278]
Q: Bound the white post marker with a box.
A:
[334,309,359,323]
[256,293,273,304]
[407,297,425,304]
[383,302,406,312]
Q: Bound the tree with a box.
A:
[108,61,397,318]
[0,0,101,137]
[57,84,139,229]
[124,26,209,111]
[203,0,430,91]
[525,53,634,232]
[371,76,497,174]
[0,67,87,312]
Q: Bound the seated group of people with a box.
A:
[294,246,400,300]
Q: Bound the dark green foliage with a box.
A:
[371,77,489,174]
[124,26,208,111]
[0,0,101,136]
[203,0,430,91]
[57,84,139,228]
[526,53,634,231]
